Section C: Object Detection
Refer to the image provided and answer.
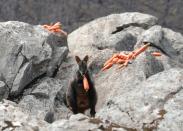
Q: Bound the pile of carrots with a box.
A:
[102,43,162,71]
[42,22,67,36]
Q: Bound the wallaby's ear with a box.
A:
[83,55,89,63]
[75,56,81,64]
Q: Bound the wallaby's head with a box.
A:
[75,55,89,76]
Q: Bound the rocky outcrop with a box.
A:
[0,21,68,98]
[0,21,70,125]
[0,12,183,131]
[0,100,127,131]
[0,0,183,34]
[67,12,183,131]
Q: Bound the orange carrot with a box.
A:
[42,22,67,36]
[134,43,150,57]
[83,75,89,92]
[53,22,61,26]
[118,64,125,69]
[116,59,125,64]
[103,54,118,66]
[118,53,128,59]
[102,43,151,71]
[54,28,61,32]
[60,30,68,36]
[48,25,60,30]
[112,57,119,63]
[102,62,113,71]
[123,60,129,66]
[151,52,162,56]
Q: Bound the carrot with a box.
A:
[102,62,113,71]
[123,60,129,66]
[102,43,151,71]
[42,25,50,28]
[83,75,89,92]
[103,54,118,66]
[112,57,119,63]
[116,59,125,64]
[48,25,60,30]
[118,53,128,59]
[134,43,150,57]
[54,28,61,32]
[53,22,61,27]
[118,64,125,69]
[151,52,162,56]
[60,30,68,36]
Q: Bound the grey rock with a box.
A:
[0,0,183,34]
[0,21,68,97]
[157,90,183,131]
[0,100,124,131]
[0,12,183,131]
[67,13,183,130]
[0,81,8,101]
[137,25,178,59]
[48,114,127,131]
[68,12,157,57]
[19,77,70,121]
[97,68,183,130]
[0,99,48,131]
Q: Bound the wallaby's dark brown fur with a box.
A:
[65,55,97,117]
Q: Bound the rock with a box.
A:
[137,25,183,68]
[48,114,128,131]
[97,68,183,130]
[0,0,183,34]
[19,77,70,121]
[0,100,127,131]
[0,81,8,101]
[66,13,183,131]
[0,12,183,131]
[0,99,48,131]
[137,25,178,59]
[0,21,68,97]
[68,12,157,57]
[157,90,183,131]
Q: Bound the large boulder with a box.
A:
[97,68,183,130]
[18,77,70,121]
[0,81,8,101]
[67,13,183,131]
[0,100,48,131]
[0,100,126,131]
[0,12,183,131]
[0,21,68,98]
[0,0,183,34]
[68,12,157,57]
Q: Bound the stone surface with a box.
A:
[0,81,8,101]
[68,12,157,58]
[0,12,183,131]
[0,100,125,131]
[19,77,70,121]
[96,68,183,130]
[0,99,48,131]
[66,13,183,131]
[0,21,68,97]
[0,0,183,34]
